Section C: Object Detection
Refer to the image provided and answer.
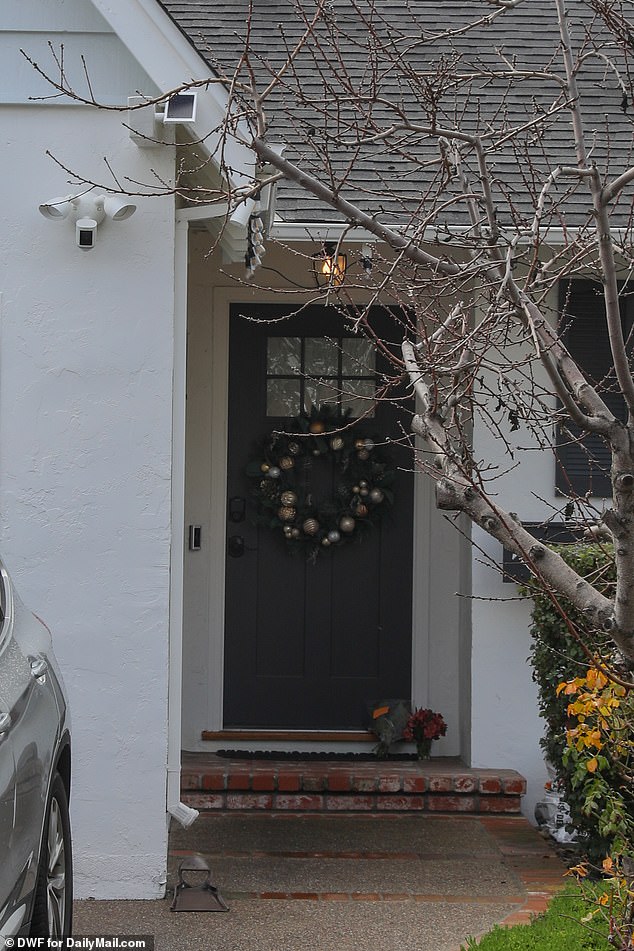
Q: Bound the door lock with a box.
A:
[227,535,245,558]
[228,497,246,523]
[227,535,258,557]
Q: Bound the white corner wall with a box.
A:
[470,545,549,822]
[0,104,176,898]
[469,336,557,821]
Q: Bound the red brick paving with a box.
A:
[477,816,567,941]
[181,753,527,814]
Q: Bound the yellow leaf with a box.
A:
[602,857,614,873]
[586,757,599,773]
[561,680,582,696]
[587,668,608,690]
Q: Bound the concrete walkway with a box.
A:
[74,813,566,951]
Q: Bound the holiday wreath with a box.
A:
[246,410,396,556]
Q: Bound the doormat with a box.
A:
[215,749,418,761]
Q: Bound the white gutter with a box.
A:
[271,222,379,242]
[271,220,619,248]
[166,214,198,829]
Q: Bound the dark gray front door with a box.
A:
[224,305,413,730]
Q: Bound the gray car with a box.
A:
[0,559,72,947]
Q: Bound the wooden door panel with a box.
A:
[224,305,413,730]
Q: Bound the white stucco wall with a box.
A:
[469,329,559,821]
[0,99,176,897]
[470,549,549,821]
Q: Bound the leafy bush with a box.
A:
[559,670,634,858]
[526,543,634,861]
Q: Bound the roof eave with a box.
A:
[91,0,254,204]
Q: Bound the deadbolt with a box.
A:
[229,497,246,523]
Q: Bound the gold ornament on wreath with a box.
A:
[245,410,396,557]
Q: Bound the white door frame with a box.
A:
[177,243,464,754]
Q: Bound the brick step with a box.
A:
[181,754,526,814]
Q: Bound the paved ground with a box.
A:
[74,813,566,951]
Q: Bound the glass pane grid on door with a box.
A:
[266,335,376,417]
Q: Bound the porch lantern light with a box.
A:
[314,242,347,287]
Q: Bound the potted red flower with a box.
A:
[404,708,447,760]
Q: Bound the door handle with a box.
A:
[227,535,258,557]
[228,535,245,558]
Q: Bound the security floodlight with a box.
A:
[38,196,73,220]
[39,191,137,251]
[104,195,137,221]
[163,92,197,125]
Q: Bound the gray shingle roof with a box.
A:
[158,1,634,229]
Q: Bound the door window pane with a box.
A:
[305,337,339,376]
[266,379,301,416]
[265,334,376,417]
[342,339,374,376]
[304,379,340,414]
[267,337,301,374]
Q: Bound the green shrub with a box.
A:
[525,543,634,861]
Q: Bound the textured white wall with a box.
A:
[469,327,558,821]
[470,544,549,822]
[0,104,175,897]
[1,0,157,105]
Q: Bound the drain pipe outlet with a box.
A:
[168,800,199,828]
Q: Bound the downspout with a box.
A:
[167,215,198,828]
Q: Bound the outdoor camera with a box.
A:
[75,218,98,250]
[39,191,136,251]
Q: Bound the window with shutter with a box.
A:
[555,280,633,497]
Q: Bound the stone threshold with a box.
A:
[181,753,526,814]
